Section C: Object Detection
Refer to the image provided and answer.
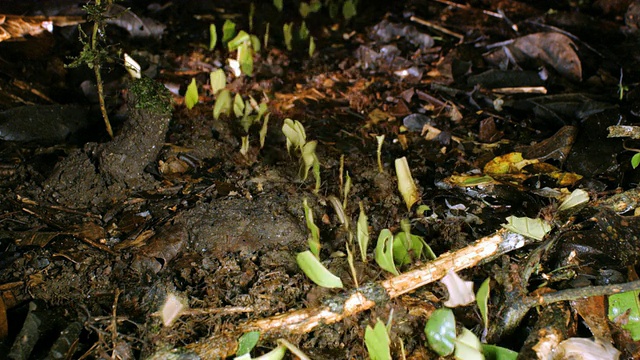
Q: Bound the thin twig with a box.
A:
[185,229,532,358]
[410,16,464,43]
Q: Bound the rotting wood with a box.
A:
[185,228,532,359]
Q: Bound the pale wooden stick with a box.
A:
[185,229,530,358]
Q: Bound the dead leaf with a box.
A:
[486,32,582,81]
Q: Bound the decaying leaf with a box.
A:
[486,32,582,81]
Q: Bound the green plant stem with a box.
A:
[92,0,114,138]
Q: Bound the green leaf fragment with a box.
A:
[213,89,232,120]
[209,24,217,50]
[375,229,398,275]
[209,69,226,95]
[356,202,369,262]
[455,328,483,360]
[250,34,261,52]
[222,19,236,44]
[365,320,392,360]
[482,344,518,360]
[296,251,343,288]
[283,23,293,51]
[502,216,551,241]
[425,308,456,356]
[233,93,245,118]
[236,331,260,356]
[254,344,287,360]
[309,36,316,57]
[477,278,490,330]
[273,0,283,12]
[299,2,311,18]
[185,78,198,110]
[300,141,317,181]
[632,153,640,169]
[299,21,309,40]
[558,188,589,212]
[342,0,357,20]
[228,30,251,51]
[303,198,321,258]
[392,232,428,266]
[609,289,640,341]
[395,157,419,211]
[238,42,253,76]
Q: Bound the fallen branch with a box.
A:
[183,228,532,359]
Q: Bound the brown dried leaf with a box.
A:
[512,32,582,81]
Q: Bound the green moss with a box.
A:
[129,77,173,115]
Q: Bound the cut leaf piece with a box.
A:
[253,344,287,360]
[395,157,419,211]
[185,78,198,110]
[236,331,260,357]
[159,293,186,327]
[483,152,537,175]
[222,19,236,44]
[375,229,398,275]
[213,89,232,120]
[441,270,475,308]
[296,251,343,288]
[555,337,620,360]
[364,320,392,360]
[425,308,456,356]
[209,24,217,50]
[502,216,551,241]
[477,278,490,330]
[608,289,640,341]
[455,328,483,360]
[356,202,369,262]
[558,188,589,212]
[124,53,141,79]
[633,153,640,169]
[210,69,226,95]
[482,344,518,360]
